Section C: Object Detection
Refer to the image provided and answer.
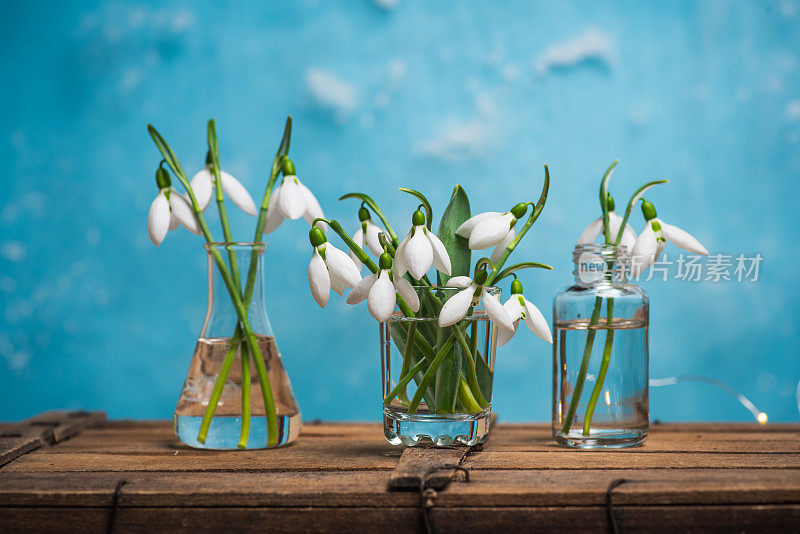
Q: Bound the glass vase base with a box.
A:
[174,413,302,450]
[553,427,647,449]
[383,407,492,447]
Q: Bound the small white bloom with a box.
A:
[190,166,258,216]
[307,242,361,307]
[457,205,527,264]
[347,268,420,322]
[495,291,552,347]
[264,175,326,234]
[395,213,451,280]
[438,275,514,332]
[577,211,637,251]
[350,219,383,270]
[630,218,708,276]
[147,188,201,246]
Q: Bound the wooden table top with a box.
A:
[1,412,799,533]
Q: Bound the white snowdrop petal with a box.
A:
[393,235,409,277]
[278,177,306,220]
[169,213,180,231]
[630,223,659,277]
[368,271,397,322]
[607,212,624,244]
[577,217,603,245]
[490,228,515,265]
[148,191,171,246]
[482,289,515,332]
[364,221,384,256]
[660,221,709,255]
[168,189,201,235]
[404,227,433,280]
[189,168,214,212]
[324,244,362,288]
[347,273,377,305]
[438,285,476,327]
[503,297,525,323]
[446,276,473,288]
[350,227,365,269]
[523,298,553,343]
[298,181,326,229]
[263,186,284,234]
[393,275,420,312]
[495,321,519,348]
[220,171,258,216]
[620,223,638,252]
[425,229,452,276]
[469,213,515,250]
[308,249,331,307]
[330,273,347,295]
[456,212,502,238]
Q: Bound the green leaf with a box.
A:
[399,188,433,230]
[435,346,462,414]
[276,116,292,158]
[338,192,399,243]
[387,322,436,409]
[436,185,471,286]
[494,261,554,283]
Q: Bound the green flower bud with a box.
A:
[641,199,657,221]
[510,203,527,219]
[606,193,615,212]
[473,269,488,286]
[205,150,213,166]
[411,209,426,227]
[155,163,171,189]
[510,278,524,295]
[282,158,296,176]
[379,252,393,270]
[309,226,327,247]
[358,206,371,222]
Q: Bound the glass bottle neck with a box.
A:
[573,243,630,285]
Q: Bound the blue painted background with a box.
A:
[2,0,799,423]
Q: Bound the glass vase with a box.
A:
[552,244,648,449]
[381,285,497,447]
[174,243,301,449]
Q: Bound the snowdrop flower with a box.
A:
[456,203,527,264]
[350,207,383,270]
[630,200,708,277]
[189,153,258,216]
[438,271,514,332]
[263,159,326,234]
[346,252,420,322]
[307,227,361,307]
[495,279,552,347]
[577,196,637,251]
[394,209,451,280]
[148,165,201,246]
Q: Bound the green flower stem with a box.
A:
[560,296,603,434]
[238,343,251,449]
[485,165,550,286]
[582,298,615,436]
[613,179,668,247]
[408,331,459,414]
[397,322,417,404]
[148,125,278,447]
[338,192,400,245]
[197,327,241,444]
[384,357,426,405]
[451,324,489,407]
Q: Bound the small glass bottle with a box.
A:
[552,243,649,449]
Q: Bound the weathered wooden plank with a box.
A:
[388,447,467,490]
[0,471,416,508]
[463,450,800,470]
[26,411,107,443]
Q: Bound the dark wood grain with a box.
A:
[0,417,798,533]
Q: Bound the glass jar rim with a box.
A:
[204,241,267,252]
[573,243,629,254]
[410,284,500,294]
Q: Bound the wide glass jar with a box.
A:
[381,286,497,447]
[552,244,648,448]
[174,243,301,449]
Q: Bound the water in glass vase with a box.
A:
[553,317,648,449]
[174,335,301,449]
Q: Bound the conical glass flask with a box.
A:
[174,243,301,449]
